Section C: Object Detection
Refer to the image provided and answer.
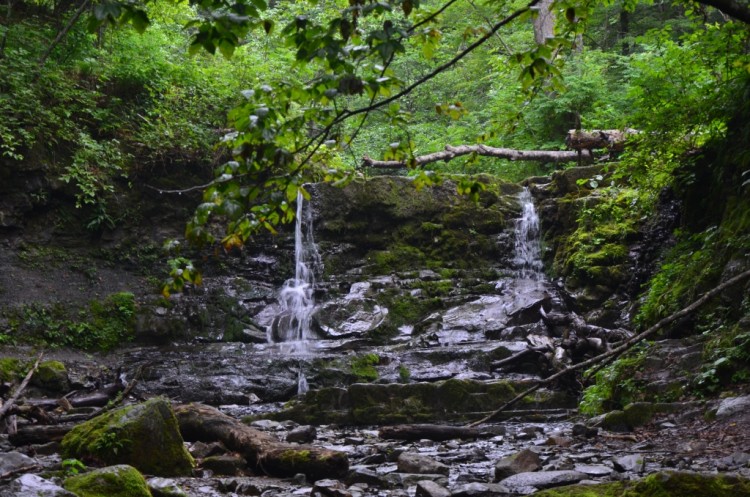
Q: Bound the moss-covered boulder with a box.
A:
[31,360,70,392]
[63,464,151,497]
[61,397,194,476]
[534,471,750,496]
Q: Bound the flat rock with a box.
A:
[147,477,188,497]
[450,482,510,497]
[613,454,645,473]
[415,480,451,497]
[397,453,450,476]
[716,396,750,420]
[493,448,542,481]
[499,470,586,491]
[287,425,318,444]
[0,451,37,474]
[0,474,76,497]
[573,464,613,477]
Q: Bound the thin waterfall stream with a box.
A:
[269,189,321,394]
[514,187,543,280]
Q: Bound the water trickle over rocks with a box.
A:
[3,175,750,497]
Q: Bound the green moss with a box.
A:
[63,464,151,497]
[580,345,649,415]
[279,449,311,464]
[2,292,136,350]
[62,397,194,476]
[31,360,69,392]
[0,357,22,382]
[535,471,750,497]
[350,354,380,382]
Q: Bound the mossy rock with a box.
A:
[61,397,194,476]
[533,471,750,496]
[31,360,70,392]
[63,464,151,497]
[269,379,576,425]
[0,357,22,382]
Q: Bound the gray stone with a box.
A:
[251,419,283,430]
[147,477,188,497]
[397,453,450,476]
[314,297,389,339]
[385,473,448,488]
[0,451,37,474]
[345,467,388,487]
[612,454,645,473]
[190,441,227,459]
[499,470,586,491]
[493,448,542,481]
[716,395,750,420]
[450,482,511,497]
[573,464,613,477]
[0,474,76,497]
[312,479,352,497]
[415,480,451,497]
[287,425,317,443]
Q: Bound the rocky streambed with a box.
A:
[2,173,750,496]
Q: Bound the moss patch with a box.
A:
[63,464,151,497]
[534,471,750,497]
[31,360,70,392]
[0,357,22,382]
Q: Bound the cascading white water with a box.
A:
[274,190,321,346]
[271,190,321,393]
[513,187,543,279]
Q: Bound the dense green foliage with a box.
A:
[1,292,136,350]
[1,0,749,405]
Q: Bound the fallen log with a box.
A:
[174,403,348,480]
[564,129,638,152]
[362,144,592,169]
[379,424,490,441]
[8,423,77,446]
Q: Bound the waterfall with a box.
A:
[514,187,543,279]
[271,190,321,350]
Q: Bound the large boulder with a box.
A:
[61,397,194,476]
[63,465,151,497]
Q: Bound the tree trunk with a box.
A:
[533,0,555,44]
[174,403,349,480]
[564,129,637,152]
